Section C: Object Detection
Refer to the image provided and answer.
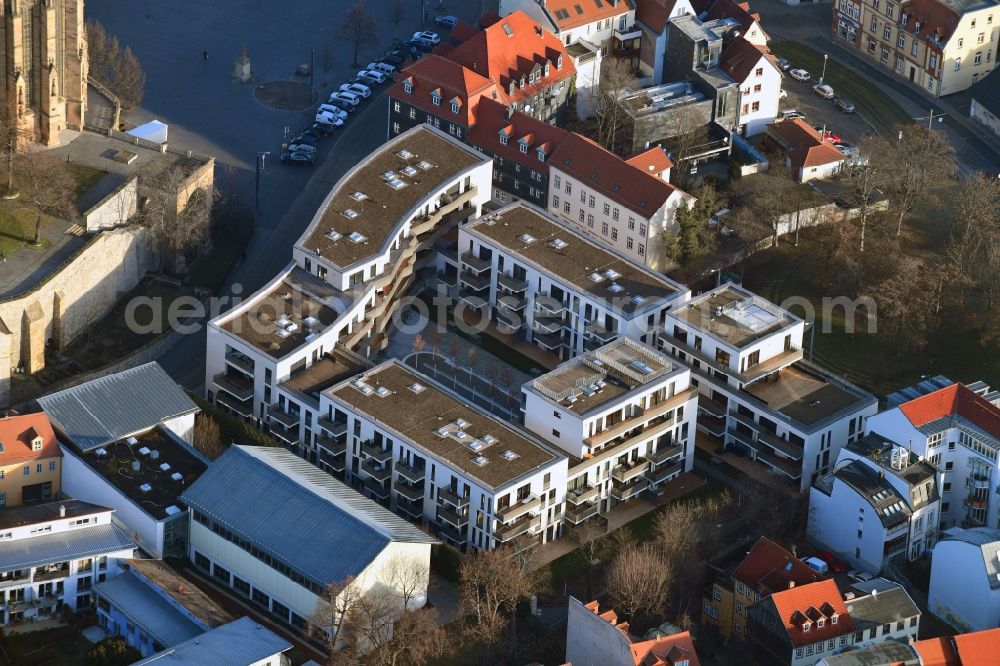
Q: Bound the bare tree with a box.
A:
[946,173,1000,296]
[141,167,215,258]
[359,607,449,666]
[86,20,145,113]
[309,577,363,654]
[875,125,956,236]
[867,257,942,355]
[664,104,711,178]
[383,554,429,611]
[0,115,32,195]
[573,518,607,599]
[113,46,146,112]
[339,0,379,68]
[592,58,636,153]
[844,134,890,252]
[458,546,533,661]
[193,414,224,459]
[19,154,77,246]
[411,333,427,355]
[742,171,797,248]
[607,542,672,622]
[392,0,405,26]
[345,587,400,657]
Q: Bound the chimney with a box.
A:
[789,581,795,589]
[792,544,797,557]
[530,595,538,615]
[59,504,66,517]
[178,585,186,593]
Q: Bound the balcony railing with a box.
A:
[566,484,599,506]
[756,430,803,461]
[396,498,424,521]
[394,481,425,502]
[267,404,300,429]
[0,573,29,589]
[460,270,491,291]
[32,566,69,582]
[648,461,684,484]
[533,332,564,351]
[319,449,346,471]
[461,252,492,273]
[535,299,566,315]
[437,270,459,286]
[216,392,253,417]
[438,506,470,529]
[364,478,391,500]
[316,435,346,456]
[649,443,684,465]
[361,459,392,482]
[753,447,802,480]
[360,441,392,463]
[317,417,348,437]
[698,395,727,418]
[214,373,254,401]
[225,350,255,376]
[438,488,469,510]
[395,461,425,484]
[438,523,468,546]
[269,425,299,446]
[496,514,540,541]
[565,501,600,525]
[498,294,527,312]
[496,494,541,523]
[533,317,562,334]
[498,273,528,292]
[612,461,649,484]
[611,478,646,502]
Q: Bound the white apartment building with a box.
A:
[319,360,568,551]
[865,381,1000,531]
[720,36,783,136]
[547,132,695,272]
[928,527,1000,631]
[181,446,437,637]
[205,126,492,427]
[523,338,698,526]
[661,284,878,491]
[809,434,941,573]
[0,500,135,625]
[455,201,690,362]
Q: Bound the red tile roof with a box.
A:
[705,0,765,37]
[582,599,632,636]
[912,636,961,666]
[901,0,961,51]
[635,0,685,32]
[0,412,61,466]
[913,627,1000,666]
[445,10,576,106]
[546,0,632,31]
[469,97,570,165]
[626,146,674,178]
[768,579,855,648]
[767,118,845,172]
[719,37,773,84]
[733,537,823,596]
[899,383,1000,439]
[550,132,683,215]
[630,631,702,666]
[451,20,481,43]
[389,55,504,127]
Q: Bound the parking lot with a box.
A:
[777,66,876,148]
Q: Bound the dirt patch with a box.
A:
[253,80,317,110]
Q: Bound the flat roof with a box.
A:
[220,265,343,359]
[672,285,797,348]
[94,570,206,647]
[327,361,560,489]
[281,352,368,400]
[0,500,111,531]
[528,338,681,415]
[465,202,684,316]
[125,559,232,629]
[745,364,872,428]
[297,125,486,269]
[76,426,208,520]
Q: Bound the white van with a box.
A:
[802,556,829,574]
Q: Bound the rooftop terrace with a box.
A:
[298,126,486,269]
[529,338,681,415]
[220,265,342,358]
[0,500,111,531]
[327,361,559,489]
[744,364,873,429]
[673,285,798,348]
[78,426,207,520]
[280,352,367,401]
[465,203,684,315]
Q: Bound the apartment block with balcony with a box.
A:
[320,360,568,552]
[809,434,941,574]
[661,284,877,491]
[205,126,492,427]
[0,413,62,507]
[0,500,135,626]
[522,338,698,525]
[928,526,1000,631]
[833,0,999,96]
[457,201,690,362]
[865,380,1000,532]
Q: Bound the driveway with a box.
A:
[779,77,875,146]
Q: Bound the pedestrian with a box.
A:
[203,49,208,61]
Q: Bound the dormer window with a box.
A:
[831,614,838,624]
[32,438,42,451]
[817,618,825,628]
[537,148,546,162]
[500,133,509,145]
[557,54,564,69]
[403,79,413,94]
[544,63,551,77]
[509,82,515,95]
[451,101,460,113]
[519,76,526,89]
[519,142,528,154]
[431,92,441,106]
[802,621,811,632]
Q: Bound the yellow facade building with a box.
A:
[0,412,61,506]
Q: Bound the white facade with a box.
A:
[565,596,637,666]
[637,0,697,83]
[547,166,694,272]
[928,527,1000,632]
[734,49,782,136]
[0,503,135,625]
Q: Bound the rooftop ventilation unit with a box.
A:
[360,385,374,396]
[140,483,152,493]
[304,316,319,327]
[171,472,184,482]
[348,231,368,243]
[409,383,426,394]
[454,430,468,440]
[518,233,537,245]
[472,455,489,466]
[376,387,392,398]
[608,283,624,293]
[139,447,151,456]
[417,160,433,170]
[549,238,568,250]
[500,450,519,461]
[325,230,342,241]
[401,165,418,177]
[95,448,108,457]
[589,272,605,282]
[131,460,141,472]
[127,437,138,445]
[631,295,645,304]
[455,418,470,429]
[468,440,485,452]
[434,427,449,437]
[630,360,654,375]
[164,505,182,516]
[388,178,407,190]
[396,149,415,160]
[343,209,359,219]
[285,323,298,333]
[350,191,368,201]
[159,463,171,472]
[604,269,621,280]
[482,434,498,445]
[275,328,290,338]
[149,450,160,460]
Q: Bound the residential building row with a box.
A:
[817,625,1000,666]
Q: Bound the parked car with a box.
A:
[286,142,317,155]
[413,31,440,44]
[289,133,317,146]
[329,91,360,107]
[778,88,788,99]
[802,556,829,574]
[367,62,396,75]
[381,52,406,67]
[317,104,349,119]
[835,144,860,157]
[340,82,371,98]
[814,126,842,143]
[834,97,856,113]
[310,121,339,136]
[776,56,791,71]
[813,83,835,99]
[816,551,847,573]
[401,39,432,53]
[357,69,387,85]
[719,223,737,238]
[435,15,458,28]
[788,68,811,81]
[834,196,855,208]
[281,151,315,165]
[849,570,875,582]
[781,108,806,120]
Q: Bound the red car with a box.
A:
[814,126,842,143]
[817,551,848,573]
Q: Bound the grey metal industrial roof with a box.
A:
[940,527,1000,589]
[844,586,920,632]
[94,570,204,648]
[180,446,436,587]
[0,523,134,571]
[131,616,292,665]
[38,362,198,451]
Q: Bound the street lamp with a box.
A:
[255,151,270,213]
[819,54,828,85]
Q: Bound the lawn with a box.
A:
[0,205,41,256]
[65,163,105,200]
[0,625,92,666]
[770,41,911,136]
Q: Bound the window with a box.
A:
[431,93,441,106]
[870,17,878,31]
[930,53,938,69]
[898,34,905,47]
[955,57,961,71]
[703,603,719,620]
[500,134,509,145]
[589,195,596,208]
[945,461,953,470]
[639,223,646,236]
[627,237,634,250]
[409,108,416,119]
[873,0,880,8]
[755,67,763,76]
[959,38,965,48]
[796,649,804,659]
[944,482,951,492]
[869,39,877,54]
[563,202,570,213]
[975,52,983,65]
[552,429,560,437]
[519,142,528,154]
[603,203,610,215]
[736,602,744,614]
[753,84,762,92]
[554,175,561,189]
[565,182,572,194]
[601,222,609,235]
[611,228,618,241]
[887,2,894,17]
[393,101,400,113]
[884,25,891,40]
[451,101,460,113]
[752,101,760,111]
[912,40,918,56]
[553,195,560,208]
[714,587,722,601]
[881,47,890,63]
[36,463,41,474]
[579,210,585,222]
[735,623,742,633]
[638,244,644,256]
[22,465,29,476]
[32,440,41,451]
[403,81,412,94]
[612,207,619,221]
[587,214,594,227]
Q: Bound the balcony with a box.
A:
[437,270,459,286]
[533,317,563,335]
[584,389,695,449]
[498,294,527,312]
[319,449,346,471]
[649,443,684,465]
[395,461,425,484]
[32,565,69,582]
[565,501,600,525]
[730,412,760,433]
[612,461,650,484]
[394,481,425,502]
[214,373,254,402]
[496,315,524,334]
[267,403,300,429]
[438,506,470,529]
[727,428,758,452]
[699,414,727,437]
[972,474,991,490]
[754,447,802,480]
[566,484,599,506]
[216,392,253,417]
[496,494,541,523]
[585,323,616,342]
[360,441,392,463]
[364,478,391,501]
[496,514,540,542]
[317,417,348,437]
[460,270,491,291]
[438,523,468,546]
[396,497,424,521]
[316,435,346,456]
[611,477,646,502]
[757,430,803,461]
[461,252,492,273]
[534,332,564,352]
[362,459,392,482]
[498,273,527,293]
[0,572,29,589]
[614,26,643,41]
[438,488,469,510]
[648,461,684,485]
[269,424,299,446]
[225,350,255,376]
[699,395,727,418]
[535,298,566,316]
